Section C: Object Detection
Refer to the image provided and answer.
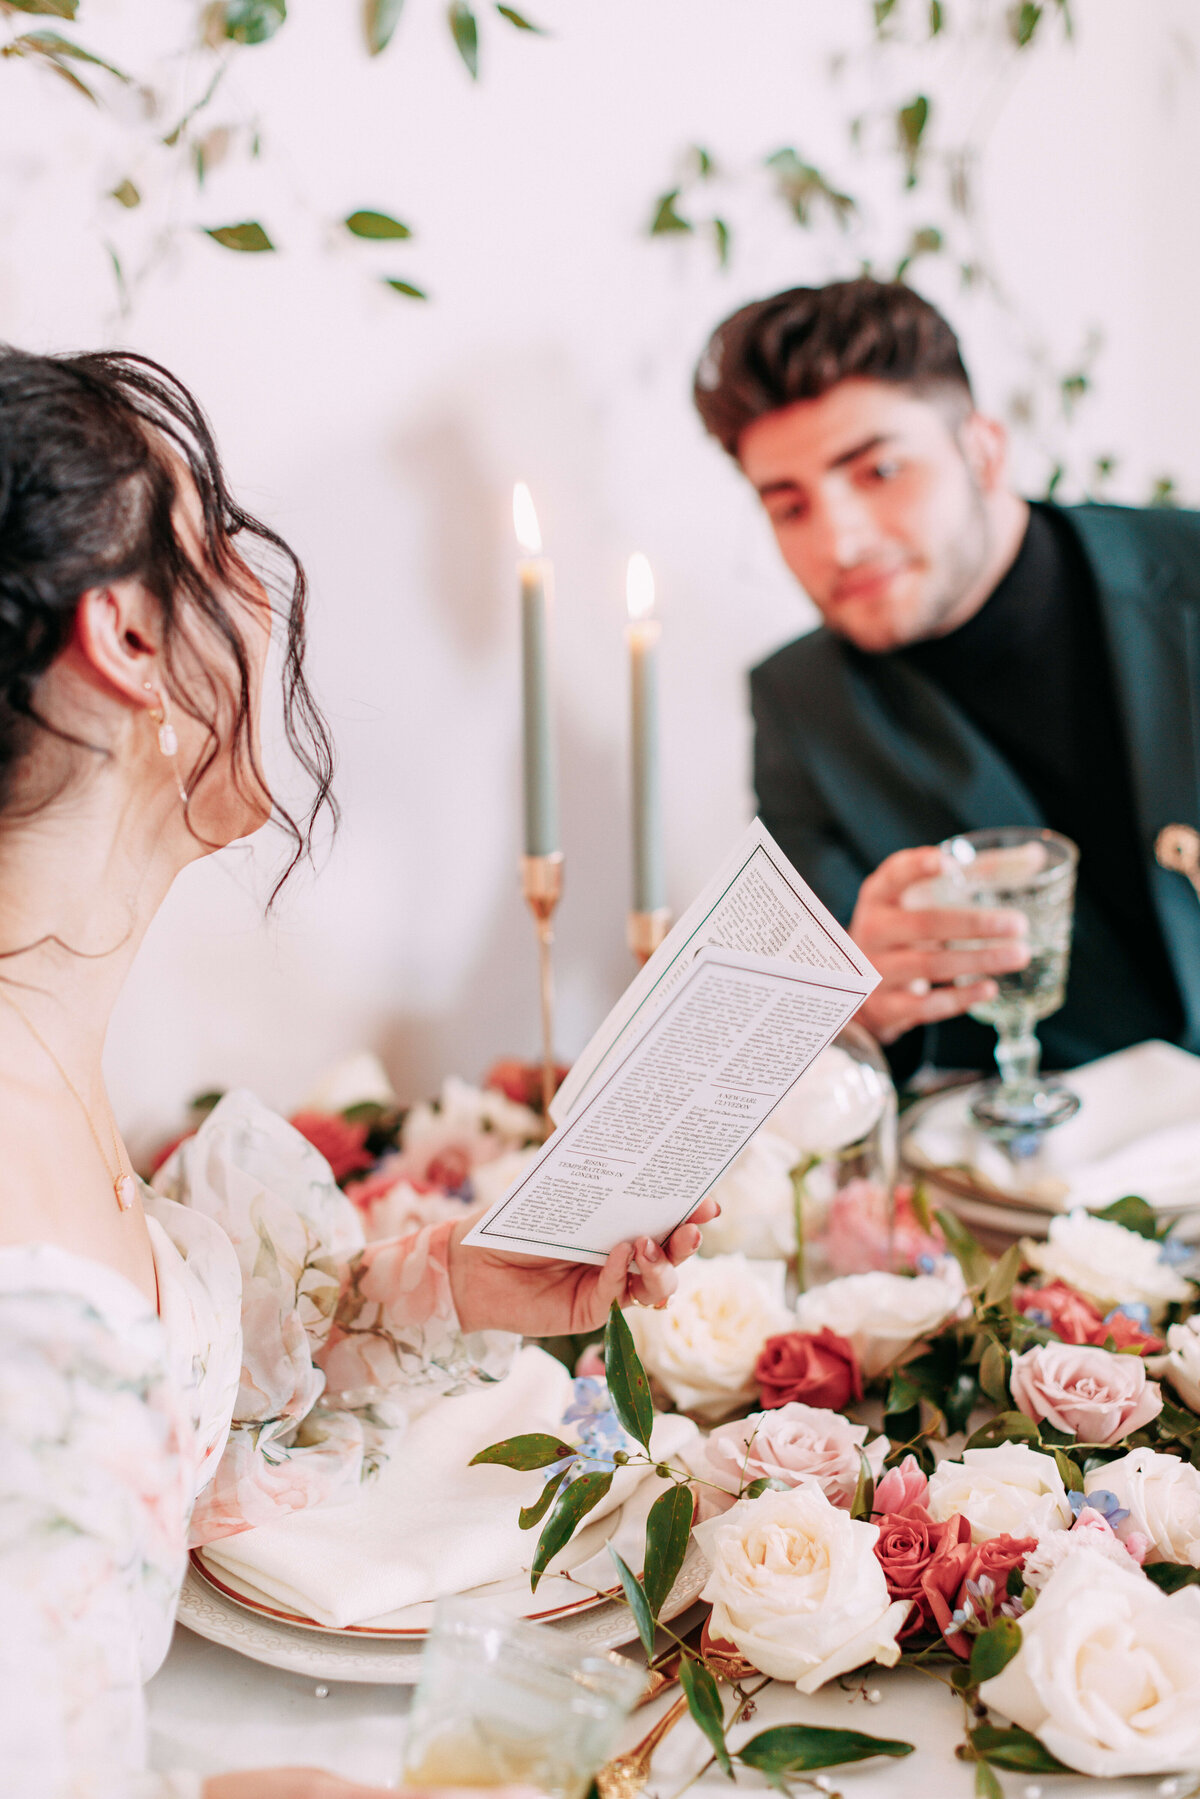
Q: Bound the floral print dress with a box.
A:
[0,1091,517,1799]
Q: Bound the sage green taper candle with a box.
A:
[514,483,560,857]
[627,553,665,912]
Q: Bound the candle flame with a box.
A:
[626,552,655,621]
[513,482,542,555]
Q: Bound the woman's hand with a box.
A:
[204,1772,541,1799]
[446,1202,719,1337]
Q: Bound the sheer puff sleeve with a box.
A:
[153,1091,517,1547]
[0,1245,202,1799]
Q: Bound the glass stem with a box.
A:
[995,1027,1041,1094]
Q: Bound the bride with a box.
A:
[0,345,715,1798]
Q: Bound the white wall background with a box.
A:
[1,0,1197,1148]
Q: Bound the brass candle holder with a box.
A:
[522,851,565,1121]
[627,906,671,968]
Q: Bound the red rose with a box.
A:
[754,1328,863,1412]
[1090,1311,1164,1356]
[919,1523,980,1654]
[922,1531,1036,1658]
[1013,1279,1104,1345]
[874,1512,971,1638]
[484,1058,570,1112]
[288,1111,374,1185]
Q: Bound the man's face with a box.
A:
[737,378,995,652]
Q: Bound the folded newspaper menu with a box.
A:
[464,819,880,1265]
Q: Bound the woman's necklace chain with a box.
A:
[0,984,136,1213]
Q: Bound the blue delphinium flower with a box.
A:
[1104,1301,1152,1332]
[543,1376,639,1486]
[1068,1487,1129,1528]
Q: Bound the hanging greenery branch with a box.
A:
[203,220,275,251]
[0,26,128,103]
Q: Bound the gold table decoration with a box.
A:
[627,906,671,968]
[522,850,565,1121]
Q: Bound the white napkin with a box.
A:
[906,1040,1200,1213]
[201,1345,696,1628]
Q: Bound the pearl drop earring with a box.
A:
[143,682,188,804]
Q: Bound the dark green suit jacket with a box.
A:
[751,503,1200,1072]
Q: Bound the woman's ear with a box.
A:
[70,581,163,707]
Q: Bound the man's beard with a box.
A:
[909,480,993,645]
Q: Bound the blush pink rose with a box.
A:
[824,1181,947,1277]
[702,1404,887,1510]
[1009,1341,1164,1446]
[874,1511,971,1638]
[1013,1279,1105,1344]
[872,1453,931,1521]
[755,1329,863,1412]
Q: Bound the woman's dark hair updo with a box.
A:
[0,344,335,896]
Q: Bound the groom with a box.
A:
[694,277,1200,1078]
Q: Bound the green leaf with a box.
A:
[969,1618,1022,1686]
[519,1468,568,1530]
[1094,1194,1160,1239]
[850,1448,875,1522]
[648,188,692,237]
[963,1411,1039,1452]
[968,1723,1069,1774]
[897,93,930,186]
[974,1763,1003,1799]
[739,1724,913,1779]
[743,1475,774,1497]
[365,0,405,54]
[643,1482,693,1616]
[1150,475,1180,510]
[1010,2,1042,47]
[928,0,944,32]
[447,1,478,77]
[607,1544,655,1654]
[496,4,545,28]
[934,1209,992,1287]
[4,0,79,14]
[983,1243,1023,1307]
[873,0,898,30]
[381,277,428,299]
[110,178,140,209]
[605,1302,654,1451]
[1051,1447,1082,1491]
[203,221,275,252]
[978,1340,1010,1408]
[711,217,731,268]
[1144,1561,1200,1594]
[345,209,412,240]
[222,0,287,44]
[9,29,129,79]
[530,1470,612,1590]
[469,1432,575,1470]
[1157,1397,1200,1443]
[680,1657,731,1778]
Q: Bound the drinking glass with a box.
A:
[401,1598,644,1796]
[938,828,1080,1137]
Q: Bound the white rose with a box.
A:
[980,1548,1200,1777]
[1021,1211,1191,1319]
[1088,1448,1200,1567]
[625,1255,792,1421]
[301,1050,396,1113]
[927,1444,1072,1543]
[685,1404,888,1511]
[792,1263,965,1379]
[766,1044,889,1157]
[700,1133,797,1260]
[402,1076,541,1162]
[693,1483,909,1694]
[1158,1315,1200,1413]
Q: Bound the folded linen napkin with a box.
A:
[906,1040,1200,1212]
[201,1344,696,1627]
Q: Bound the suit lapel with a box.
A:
[1064,505,1200,1047]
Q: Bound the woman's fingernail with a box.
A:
[641,1238,661,1262]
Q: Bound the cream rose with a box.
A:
[792,1263,965,1380]
[693,1484,909,1693]
[1087,1449,1200,1567]
[686,1404,887,1511]
[700,1133,797,1260]
[1158,1315,1200,1414]
[926,1444,1072,1543]
[1009,1341,1163,1445]
[1021,1212,1191,1319]
[625,1254,792,1421]
[981,1549,1200,1777]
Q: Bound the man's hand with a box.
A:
[446,1203,719,1337]
[850,846,1030,1045]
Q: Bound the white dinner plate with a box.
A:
[176,1538,710,1684]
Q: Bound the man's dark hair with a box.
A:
[693,277,974,457]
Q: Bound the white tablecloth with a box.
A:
[151,1620,1171,1799]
